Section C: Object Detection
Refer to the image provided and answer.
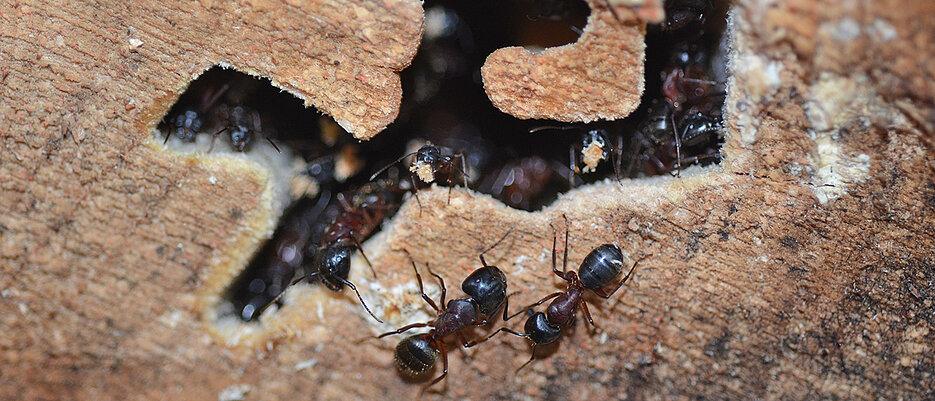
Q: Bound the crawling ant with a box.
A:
[252,180,404,323]
[378,230,513,392]
[370,143,468,206]
[232,193,332,321]
[210,104,281,153]
[475,216,647,371]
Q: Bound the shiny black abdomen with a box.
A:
[578,244,624,291]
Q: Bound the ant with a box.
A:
[474,216,647,371]
[210,104,281,153]
[378,229,513,392]
[162,83,229,145]
[628,98,722,177]
[252,180,404,323]
[529,126,623,187]
[370,143,468,207]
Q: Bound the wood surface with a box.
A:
[1,0,934,400]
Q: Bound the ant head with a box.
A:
[461,266,507,317]
[395,334,438,376]
[663,0,707,31]
[415,145,441,165]
[311,245,353,291]
[578,244,624,291]
[583,129,608,147]
[228,126,252,151]
[173,110,201,142]
[524,311,562,345]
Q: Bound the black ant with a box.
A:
[529,126,623,186]
[475,216,647,371]
[252,180,404,323]
[627,98,722,177]
[162,83,229,145]
[370,143,468,207]
[378,230,513,392]
[210,104,281,153]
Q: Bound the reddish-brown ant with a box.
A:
[378,229,513,393]
[474,216,648,371]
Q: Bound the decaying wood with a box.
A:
[1,0,935,400]
[481,0,650,122]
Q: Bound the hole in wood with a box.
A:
[173,0,732,344]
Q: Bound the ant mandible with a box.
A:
[475,215,648,371]
[378,229,513,393]
[370,143,469,208]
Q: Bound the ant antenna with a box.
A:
[671,113,682,177]
[265,137,281,153]
[207,126,229,153]
[479,226,515,267]
[369,150,420,181]
[528,125,578,134]
[337,276,384,323]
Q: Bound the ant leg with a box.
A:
[347,234,376,279]
[579,300,598,329]
[163,129,172,145]
[409,175,423,217]
[562,214,570,275]
[516,343,539,373]
[672,113,682,177]
[625,135,647,178]
[424,264,446,307]
[592,254,651,299]
[455,152,469,190]
[252,274,312,318]
[202,83,230,111]
[506,292,564,320]
[465,327,527,348]
[406,252,440,312]
[613,134,624,183]
[337,192,353,212]
[422,341,448,393]
[336,277,383,323]
[375,322,431,339]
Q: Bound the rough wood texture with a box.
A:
[2,1,935,401]
[481,0,648,122]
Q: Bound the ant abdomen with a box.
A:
[524,312,562,345]
[396,334,438,376]
[461,266,507,317]
[578,244,625,291]
[310,245,352,291]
